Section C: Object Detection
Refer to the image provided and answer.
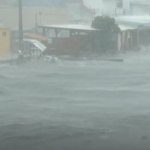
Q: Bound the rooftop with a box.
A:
[116,16,150,31]
[38,24,98,31]
[116,16,150,27]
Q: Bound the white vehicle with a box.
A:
[44,55,61,63]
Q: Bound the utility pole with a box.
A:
[18,0,23,51]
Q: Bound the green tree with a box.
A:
[91,16,120,53]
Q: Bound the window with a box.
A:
[2,32,6,37]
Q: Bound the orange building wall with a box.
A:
[0,28,10,55]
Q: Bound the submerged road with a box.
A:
[0,52,150,150]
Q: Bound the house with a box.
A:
[116,16,150,51]
[38,24,98,55]
[61,0,95,24]
[0,0,68,29]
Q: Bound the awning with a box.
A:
[23,39,47,52]
[24,33,47,41]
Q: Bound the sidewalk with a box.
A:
[0,54,18,64]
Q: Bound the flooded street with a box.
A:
[1,53,150,150]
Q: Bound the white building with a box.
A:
[101,0,130,16]
[130,0,150,15]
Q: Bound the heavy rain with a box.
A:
[0,0,150,150]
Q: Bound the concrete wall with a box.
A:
[0,7,69,30]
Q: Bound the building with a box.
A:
[116,16,150,51]
[130,0,150,15]
[102,0,130,16]
[0,0,68,30]
[0,7,68,30]
[0,27,10,55]
[38,24,98,55]
[0,0,69,51]
[61,0,95,24]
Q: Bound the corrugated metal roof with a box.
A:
[116,16,150,31]
[38,24,98,31]
[116,16,150,26]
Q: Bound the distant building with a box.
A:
[116,16,150,52]
[61,0,95,24]
[130,1,150,15]
[0,0,69,29]
[38,24,98,55]
[102,0,130,16]
[0,7,69,29]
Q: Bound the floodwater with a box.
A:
[1,52,150,150]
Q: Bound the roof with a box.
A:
[38,24,98,31]
[116,16,150,26]
[24,33,47,41]
[118,25,136,31]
